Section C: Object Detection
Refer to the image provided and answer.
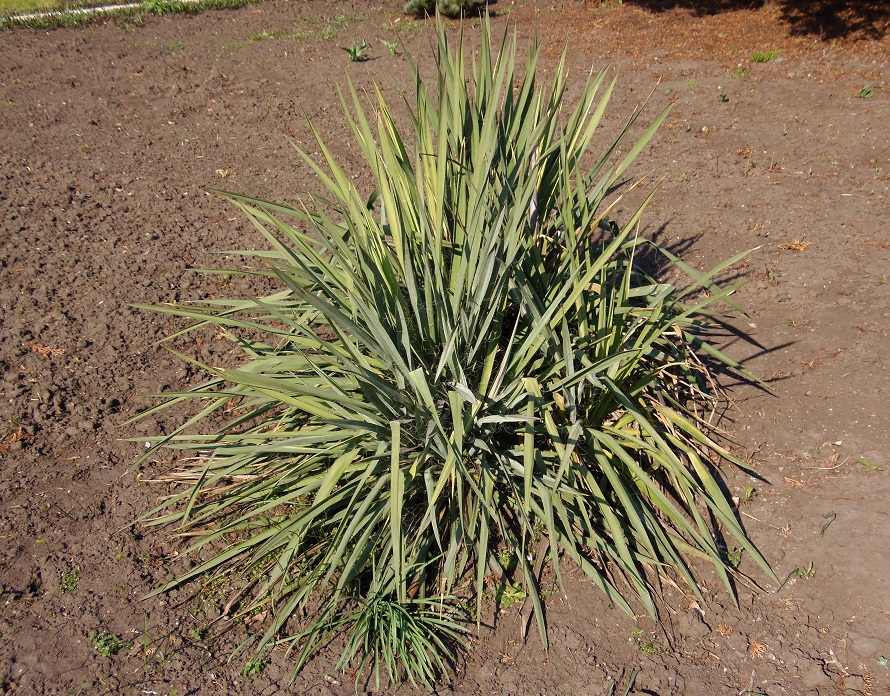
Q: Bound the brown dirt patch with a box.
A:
[1,1,888,694]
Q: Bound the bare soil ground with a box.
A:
[1,1,888,694]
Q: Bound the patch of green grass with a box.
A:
[1,0,257,29]
[242,657,266,675]
[383,18,423,32]
[335,595,465,690]
[749,49,781,63]
[0,0,56,14]
[91,631,130,657]
[631,628,662,656]
[167,42,185,51]
[858,85,874,99]
[59,568,79,593]
[250,28,285,41]
[220,40,247,53]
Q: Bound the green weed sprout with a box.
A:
[381,39,400,56]
[91,632,130,657]
[343,39,369,62]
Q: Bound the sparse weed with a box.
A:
[383,19,422,32]
[59,568,79,593]
[794,561,816,579]
[242,657,266,675]
[858,85,874,99]
[495,582,526,610]
[725,546,744,569]
[631,628,661,656]
[250,29,285,41]
[343,39,369,62]
[750,49,781,63]
[380,39,400,55]
[858,457,883,471]
[220,40,246,53]
[91,631,131,657]
[496,550,517,574]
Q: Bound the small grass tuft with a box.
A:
[242,657,266,675]
[91,631,131,657]
[1,0,257,30]
[631,628,662,656]
[250,29,285,41]
[749,49,781,63]
[59,568,79,593]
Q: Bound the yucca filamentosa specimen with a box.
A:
[133,18,775,688]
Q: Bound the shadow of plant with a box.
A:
[615,0,888,41]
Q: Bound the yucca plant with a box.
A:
[132,18,775,689]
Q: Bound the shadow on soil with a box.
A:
[619,0,889,40]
